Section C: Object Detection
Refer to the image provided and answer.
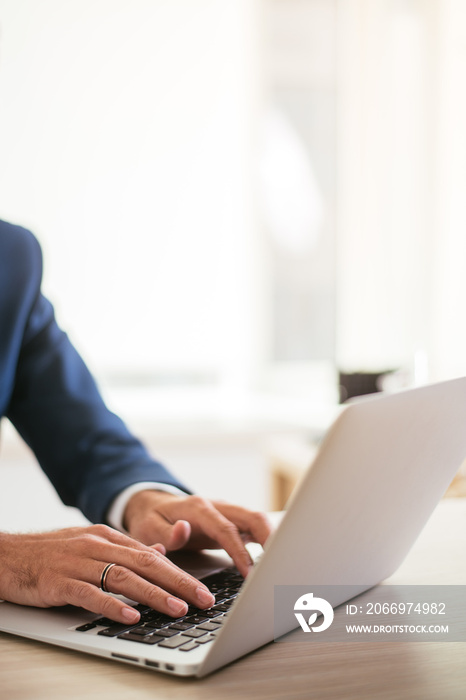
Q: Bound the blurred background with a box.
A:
[1,0,466,528]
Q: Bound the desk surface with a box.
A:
[1,499,465,700]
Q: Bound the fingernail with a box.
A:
[196,587,215,606]
[122,607,140,623]
[167,597,188,616]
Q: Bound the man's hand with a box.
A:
[0,496,271,625]
[0,525,215,624]
[124,491,272,578]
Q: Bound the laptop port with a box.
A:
[111,653,138,663]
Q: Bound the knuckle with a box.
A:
[172,573,194,591]
[252,511,269,528]
[73,580,92,599]
[109,565,130,585]
[219,521,238,537]
[74,533,98,550]
[188,495,210,510]
[61,579,90,602]
[89,524,113,539]
[136,550,158,569]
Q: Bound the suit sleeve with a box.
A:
[5,230,190,524]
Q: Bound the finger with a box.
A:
[92,524,181,555]
[75,530,185,578]
[61,530,215,611]
[84,544,215,610]
[131,510,192,551]
[165,519,191,550]
[151,543,166,555]
[69,525,181,567]
[69,529,164,565]
[211,503,272,546]
[154,497,255,577]
[18,525,165,554]
[181,500,254,577]
[83,524,170,564]
[75,524,162,553]
[97,559,214,614]
[97,564,188,618]
[58,578,141,625]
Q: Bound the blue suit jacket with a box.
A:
[0,220,188,523]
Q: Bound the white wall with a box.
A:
[3,0,466,393]
[336,0,434,373]
[0,0,261,384]
[336,0,466,383]
[430,0,466,380]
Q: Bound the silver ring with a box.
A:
[100,563,116,592]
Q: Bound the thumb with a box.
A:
[165,519,191,551]
[144,515,191,551]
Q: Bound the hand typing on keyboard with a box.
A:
[0,497,271,627]
[123,491,272,578]
[76,568,245,654]
[0,221,273,632]
[0,525,215,625]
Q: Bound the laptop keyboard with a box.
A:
[75,568,243,653]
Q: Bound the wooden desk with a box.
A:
[1,500,465,700]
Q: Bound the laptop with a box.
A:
[1,377,466,677]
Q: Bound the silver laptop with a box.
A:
[1,378,466,677]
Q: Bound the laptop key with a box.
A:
[133,604,150,613]
[143,621,171,630]
[186,606,203,615]
[158,635,190,649]
[169,622,195,631]
[153,628,179,638]
[180,628,208,638]
[184,615,208,625]
[197,622,219,632]
[212,604,230,613]
[200,572,230,586]
[97,623,138,637]
[125,626,150,636]
[75,623,97,632]
[142,613,174,625]
[93,617,114,627]
[209,616,225,625]
[118,632,163,645]
[179,641,199,652]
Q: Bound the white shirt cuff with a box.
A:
[106,482,186,533]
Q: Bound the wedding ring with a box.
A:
[100,563,116,592]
